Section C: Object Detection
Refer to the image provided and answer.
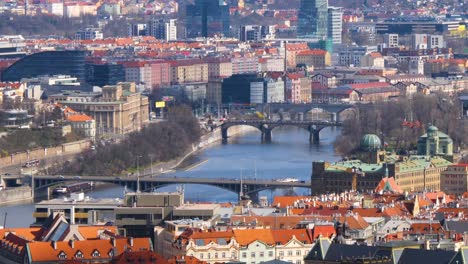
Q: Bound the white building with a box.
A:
[328,7,343,44]
[46,2,63,16]
[75,28,103,40]
[150,19,177,41]
[250,81,264,104]
[383,33,399,48]
[265,77,285,103]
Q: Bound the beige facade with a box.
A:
[50,82,149,135]
[441,164,468,195]
[170,60,209,84]
[300,77,312,103]
[296,50,331,68]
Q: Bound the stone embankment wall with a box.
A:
[0,186,32,205]
[0,140,92,167]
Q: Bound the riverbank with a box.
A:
[0,186,32,206]
[139,125,258,175]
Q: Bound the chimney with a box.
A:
[52,241,57,250]
[425,239,430,250]
[112,237,116,247]
[128,237,134,247]
[69,240,74,249]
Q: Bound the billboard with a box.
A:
[155,101,166,108]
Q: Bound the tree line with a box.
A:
[334,93,468,156]
[57,105,201,176]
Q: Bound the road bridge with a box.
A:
[221,120,342,144]
[31,175,311,200]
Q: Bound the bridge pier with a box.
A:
[261,129,272,143]
[221,128,228,141]
[309,130,320,144]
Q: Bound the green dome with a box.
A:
[360,134,382,151]
[427,125,438,132]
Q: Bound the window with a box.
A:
[200,253,204,259]
[242,252,247,258]
[208,253,211,259]
[215,253,218,259]
[296,261,302,264]
[251,252,255,258]
[288,251,293,256]
[232,251,236,258]
[296,250,301,256]
[58,251,67,259]
[279,251,284,257]
[222,252,226,258]
[92,250,100,257]
[75,251,83,259]
[260,252,264,257]
[268,251,273,257]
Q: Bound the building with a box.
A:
[46,2,63,16]
[311,133,453,194]
[75,28,103,40]
[205,57,232,80]
[441,164,468,195]
[297,0,328,38]
[63,3,97,18]
[383,34,399,48]
[0,213,152,264]
[231,57,258,75]
[122,61,171,90]
[417,125,453,160]
[296,49,331,68]
[222,74,284,104]
[150,19,178,41]
[128,23,148,37]
[86,63,126,87]
[376,19,460,35]
[337,45,378,67]
[33,193,121,225]
[1,50,86,82]
[206,79,223,105]
[328,7,343,44]
[240,25,263,42]
[360,52,385,68]
[169,60,208,84]
[185,0,230,38]
[0,109,32,128]
[49,82,149,135]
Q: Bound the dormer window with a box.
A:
[58,251,67,259]
[92,250,100,257]
[75,251,84,259]
[108,249,114,257]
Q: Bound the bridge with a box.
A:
[255,103,355,119]
[31,175,311,200]
[221,120,342,143]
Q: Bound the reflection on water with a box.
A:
[0,127,341,227]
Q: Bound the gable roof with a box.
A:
[271,229,313,245]
[397,248,457,264]
[232,229,275,246]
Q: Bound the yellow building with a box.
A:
[296,49,331,68]
[169,60,209,84]
[49,82,149,135]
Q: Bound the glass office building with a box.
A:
[297,0,329,38]
[1,50,86,82]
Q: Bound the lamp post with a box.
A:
[136,155,142,193]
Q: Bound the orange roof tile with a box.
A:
[233,229,275,246]
[272,229,313,245]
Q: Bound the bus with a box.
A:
[23,159,40,168]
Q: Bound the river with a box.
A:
[0,127,341,228]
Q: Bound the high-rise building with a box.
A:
[327,7,343,44]
[185,0,230,38]
[150,19,177,41]
[297,0,328,38]
[239,25,263,42]
[128,23,148,37]
[383,33,399,48]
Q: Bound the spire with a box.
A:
[385,164,389,179]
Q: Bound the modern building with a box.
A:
[222,74,285,104]
[85,63,125,87]
[33,193,121,225]
[150,18,178,41]
[376,19,460,35]
[297,0,328,38]
[1,50,86,82]
[75,28,103,40]
[327,7,343,44]
[231,57,258,75]
[185,0,230,38]
[128,23,148,37]
[49,82,149,135]
[383,33,399,48]
[240,25,263,42]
